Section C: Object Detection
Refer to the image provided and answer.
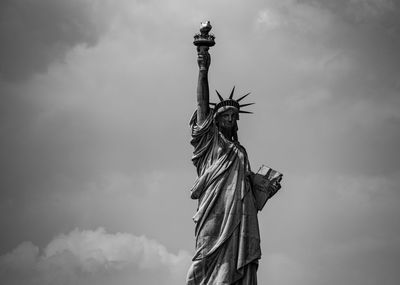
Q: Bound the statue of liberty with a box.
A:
[186,22,283,285]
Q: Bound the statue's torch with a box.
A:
[193,21,215,71]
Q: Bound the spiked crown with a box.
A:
[210,86,254,118]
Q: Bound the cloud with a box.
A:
[345,0,395,23]
[255,9,282,31]
[254,1,336,36]
[249,0,400,178]
[258,171,400,285]
[0,0,199,255]
[284,88,331,111]
[263,253,306,285]
[0,228,191,285]
[0,0,116,81]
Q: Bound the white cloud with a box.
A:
[0,228,191,285]
[256,9,282,30]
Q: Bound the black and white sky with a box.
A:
[1,0,399,284]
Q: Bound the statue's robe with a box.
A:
[186,110,261,285]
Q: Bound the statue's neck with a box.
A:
[220,127,234,142]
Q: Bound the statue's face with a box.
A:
[216,109,238,130]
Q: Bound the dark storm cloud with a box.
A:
[315,0,400,175]
[0,0,113,81]
[0,0,195,253]
[251,0,400,176]
[300,0,400,91]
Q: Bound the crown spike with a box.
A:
[215,90,224,102]
[239,110,253,114]
[236,92,251,102]
[239,103,255,108]
[229,86,235,99]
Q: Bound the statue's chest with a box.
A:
[214,136,249,170]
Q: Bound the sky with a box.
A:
[0,0,399,284]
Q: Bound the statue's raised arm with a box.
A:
[196,47,210,124]
[193,21,215,125]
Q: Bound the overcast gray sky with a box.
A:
[0,0,399,284]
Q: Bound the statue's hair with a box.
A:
[232,121,238,142]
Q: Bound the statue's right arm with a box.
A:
[196,47,211,125]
